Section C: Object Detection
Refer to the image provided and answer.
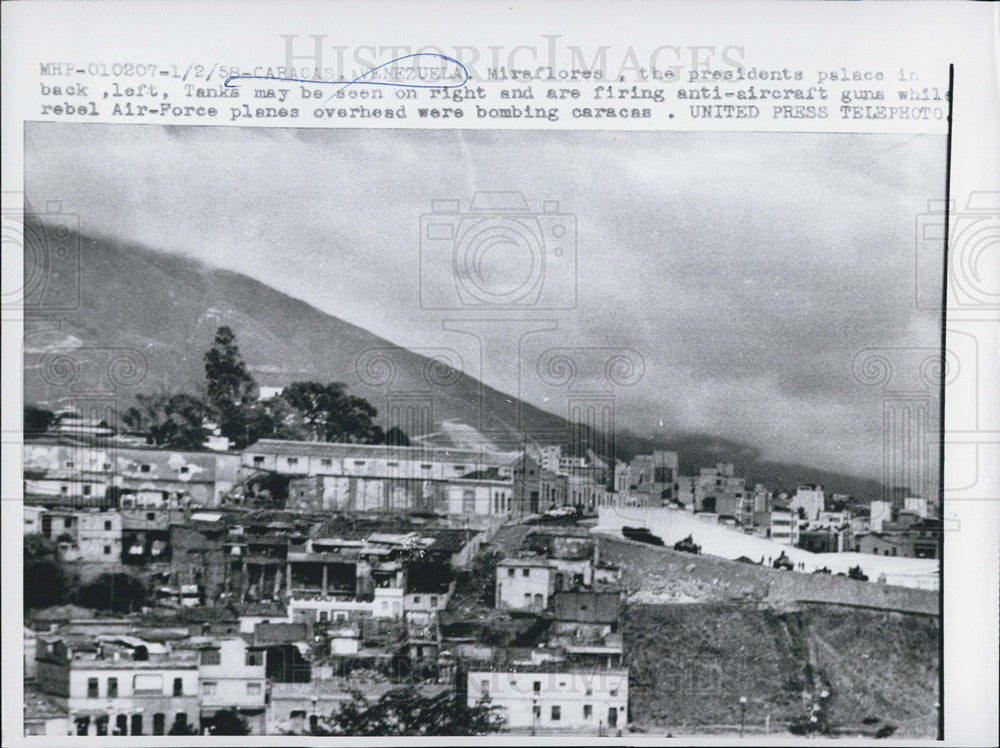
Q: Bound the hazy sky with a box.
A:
[25,124,945,481]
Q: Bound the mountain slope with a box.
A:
[22,216,890,500]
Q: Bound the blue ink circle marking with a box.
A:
[223,53,470,105]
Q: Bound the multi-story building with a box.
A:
[245,439,531,516]
[903,497,930,518]
[34,634,200,736]
[181,637,267,734]
[687,463,747,516]
[868,500,893,533]
[759,506,799,545]
[790,484,825,521]
[627,451,680,506]
[496,558,556,611]
[37,509,123,578]
[467,667,628,732]
[23,439,241,508]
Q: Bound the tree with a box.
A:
[283,381,384,444]
[315,687,504,736]
[204,326,257,414]
[218,403,278,451]
[24,535,76,610]
[24,404,55,434]
[75,572,149,614]
[469,549,503,606]
[123,392,209,450]
[208,709,251,736]
[384,426,410,446]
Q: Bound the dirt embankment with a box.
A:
[624,603,938,738]
[597,535,938,616]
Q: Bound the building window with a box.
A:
[180,466,189,474]
[585,687,593,696]
[430,596,438,607]
[104,520,112,531]
[253,456,264,464]
[420,463,432,470]
[551,706,561,721]
[146,512,156,521]
[130,714,143,736]
[152,713,166,736]
[65,461,75,468]
[287,458,299,466]
[82,485,92,496]
[103,463,112,471]
[524,593,532,605]
[114,714,127,735]
[246,651,263,666]
[387,461,398,467]
[481,679,489,692]
[201,649,221,665]
[320,459,332,467]
[413,595,421,604]
[584,704,593,719]
[173,714,188,733]
[202,681,217,695]
[140,464,151,473]
[318,610,329,622]
[610,688,618,697]
[454,465,465,471]
[507,568,515,577]
[173,677,184,696]
[354,460,366,466]
[247,682,262,695]
[533,681,541,693]
[87,677,99,698]
[103,545,112,555]
[522,569,530,577]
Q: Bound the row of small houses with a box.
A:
[23,438,623,517]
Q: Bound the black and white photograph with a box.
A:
[16,122,950,739]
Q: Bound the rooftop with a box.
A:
[245,439,522,466]
[23,684,67,723]
[498,556,553,568]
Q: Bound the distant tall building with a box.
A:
[903,497,929,518]
[869,499,893,533]
[790,484,825,521]
[628,451,680,504]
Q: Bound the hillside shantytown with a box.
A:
[22,330,940,738]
